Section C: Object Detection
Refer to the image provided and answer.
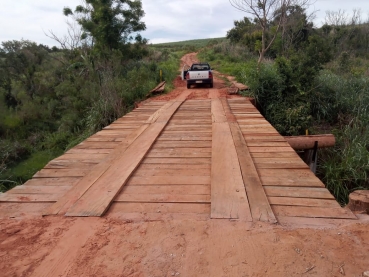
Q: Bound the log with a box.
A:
[347,190,369,214]
[284,134,335,150]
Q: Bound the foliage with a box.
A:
[229,0,312,63]
[0,37,182,192]
[314,72,369,204]
[64,0,147,56]
[201,15,369,203]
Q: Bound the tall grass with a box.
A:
[315,71,369,204]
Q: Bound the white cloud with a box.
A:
[0,0,368,46]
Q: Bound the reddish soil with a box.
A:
[1,53,369,277]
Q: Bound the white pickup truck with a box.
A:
[182,62,214,89]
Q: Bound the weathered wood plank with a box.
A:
[153,141,211,148]
[0,193,59,202]
[114,194,211,203]
[221,98,276,223]
[264,186,335,199]
[108,202,210,214]
[268,196,340,208]
[272,205,356,219]
[43,124,150,216]
[132,168,210,177]
[7,185,71,195]
[211,99,251,220]
[142,157,211,164]
[66,95,190,217]
[24,177,81,186]
[34,169,88,178]
[259,176,324,187]
[121,185,210,195]
[126,175,211,185]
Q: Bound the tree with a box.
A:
[273,5,312,55]
[229,0,311,64]
[63,0,146,55]
[0,40,48,100]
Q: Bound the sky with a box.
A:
[0,0,368,46]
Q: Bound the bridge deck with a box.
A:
[0,90,356,223]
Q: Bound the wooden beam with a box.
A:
[210,98,251,221]
[65,93,190,217]
[284,134,335,150]
[221,98,277,223]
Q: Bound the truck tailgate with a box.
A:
[189,71,209,79]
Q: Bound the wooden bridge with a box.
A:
[0,89,356,224]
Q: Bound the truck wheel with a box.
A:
[187,84,190,89]
[210,83,213,88]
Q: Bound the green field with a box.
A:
[151,37,227,48]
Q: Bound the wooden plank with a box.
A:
[74,141,120,149]
[142,157,211,164]
[7,185,71,195]
[211,98,227,123]
[65,148,112,154]
[0,203,50,218]
[250,152,299,158]
[114,193,210,203]
[66,95,190,217]
[146,149,211,158]
[108,202,210,214]
[121,185,210,195]
[257,168,314,178]
[24,177,81,186]
[244,135,285,141]
[253,157,305,164]
[156,136,211,141]
[137,163,210,170]
[0,193,59,202]
[221,98,276,223]
[153,141,211,148]
[43,124,150,216]
[132,168,209,177]
[34,169,88,178]
[211,99,251,220]
[272,205,357,219]
[264,186,335,199]
[268,196,340,208]
[45,161,98,169]
[126,175,211,185]
[246,141,290,147]
[255,162,309,169]
[65,123,167,216]
[86,136,124,142]
[260,176,324,187]
[56,153,108,161]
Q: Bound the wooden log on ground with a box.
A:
[147,81,166,96]
[347,190,369,214]
[284,134,335,150]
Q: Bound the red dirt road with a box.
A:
[1,53,369,277]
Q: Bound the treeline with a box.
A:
[199,6,369,204]
[0,0,182,191]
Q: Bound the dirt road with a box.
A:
[1,53,369,277]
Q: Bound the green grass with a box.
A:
[152,37,227,48]
[1,149,62,186]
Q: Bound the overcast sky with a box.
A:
[0,0,368,46]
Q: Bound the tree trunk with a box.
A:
[284,134,336,150]
[347,190,369,214]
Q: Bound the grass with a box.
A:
[152,37,227,48]
[0,149,62,192]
